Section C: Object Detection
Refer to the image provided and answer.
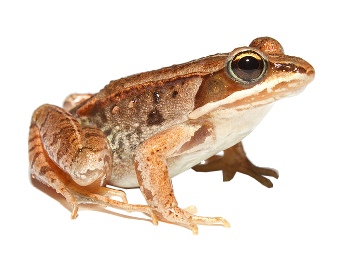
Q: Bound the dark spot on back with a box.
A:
[147,109,165,126]
[172,91,178,98]
[153,91,160,104]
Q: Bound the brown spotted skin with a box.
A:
[29,37,315,233]
[74,76,205,187]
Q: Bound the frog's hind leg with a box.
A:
[192,142,279,188]
[29,105,157,224]
[29,120,80,218]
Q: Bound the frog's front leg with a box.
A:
[134,124,230,234]
[29,104,157,223]
[192,142,279,188]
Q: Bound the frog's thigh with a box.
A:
[29,104,157,220]
[31,104,112,187]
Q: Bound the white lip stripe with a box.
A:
[189,73,311,120]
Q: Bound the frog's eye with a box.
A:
[227,51,267,85]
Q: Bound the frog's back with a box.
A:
[73,53,227,118]
[103,53,227,94]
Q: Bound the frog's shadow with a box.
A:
[31,170,307,217]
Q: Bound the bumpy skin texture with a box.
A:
[29,37,314,233]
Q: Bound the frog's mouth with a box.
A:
[188,71,314,120]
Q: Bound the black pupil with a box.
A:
[229,52,265,83]
[238,56,259,74]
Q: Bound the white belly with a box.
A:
[167,104,274,177]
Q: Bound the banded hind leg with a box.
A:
[29,104,157,224]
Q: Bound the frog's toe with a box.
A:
[156,206,229,234]
[183,205,230,229]
[191,215,231,228]
[224,164,277,187]
[70,204,79,219]
[95,187,128,204]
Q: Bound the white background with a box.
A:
[1,0,349,258]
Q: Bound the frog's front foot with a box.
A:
[193,142,279,188]
[154,206,230,234]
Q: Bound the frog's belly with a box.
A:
[167,104,274,178]
[108,104,273,188]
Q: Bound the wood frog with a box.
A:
[29,37,315,234]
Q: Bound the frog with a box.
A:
[28,37,315,234]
